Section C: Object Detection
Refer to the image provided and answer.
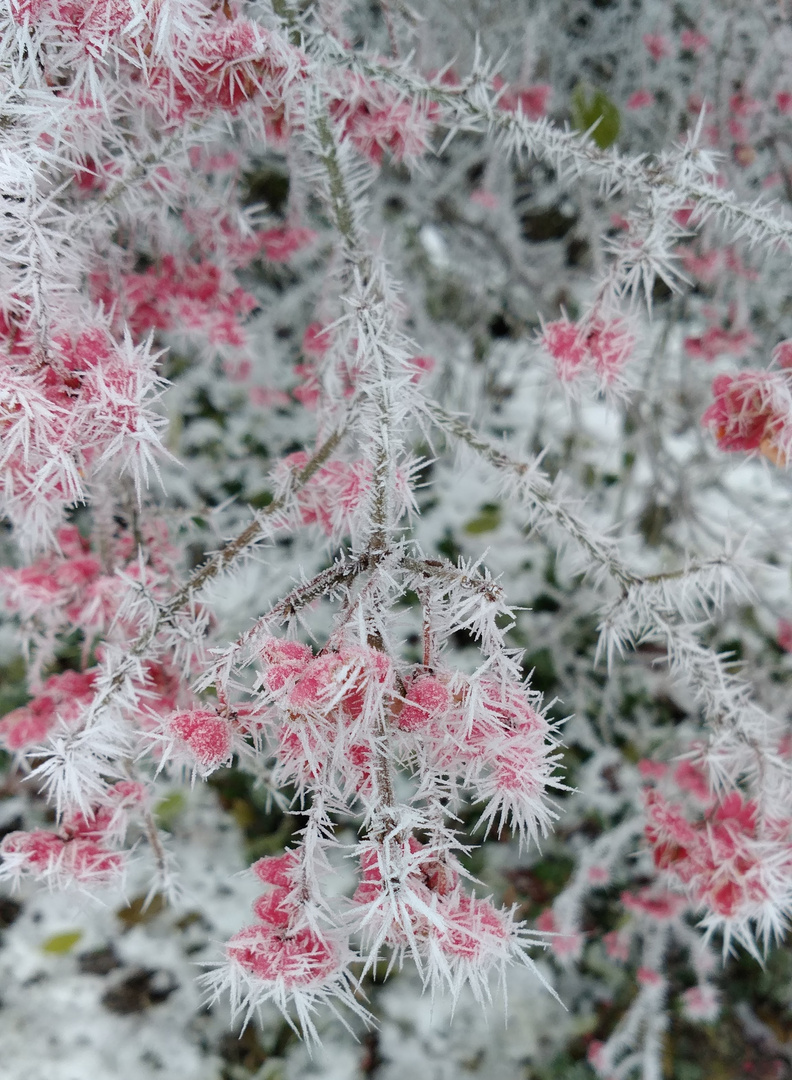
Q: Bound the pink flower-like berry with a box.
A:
[540,316,633,383]
[397,675,450,732]
[226,923,341,989]
[701,371,792,464]
[168,710,232,768]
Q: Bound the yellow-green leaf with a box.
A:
[154,790,186,829]
[464,504,502,534]
[116,893,167,930]
[571,84,621,149]
[230,797,255,830]
[41,930,83,954]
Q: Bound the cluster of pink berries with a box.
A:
[0,780,147,889]
[327,71,441,164]
[684,325,757,363]
[0,668,98,752]
[643,773,792,933]
[351,837,518,995]
[0,320,163,539]
[91,257,259,350]
[539,315,635,385]
[219,813,532,1014]
[701,367,792,465]
[274,452,413,541]
[0,523,176,645]
[256,633,561,846]
[226,852,345,992]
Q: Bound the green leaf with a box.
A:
[571,84,621,149]
[463,503,502,534]
[154,790,186,829]
[41,930,83,954]
[248,490,273,510]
